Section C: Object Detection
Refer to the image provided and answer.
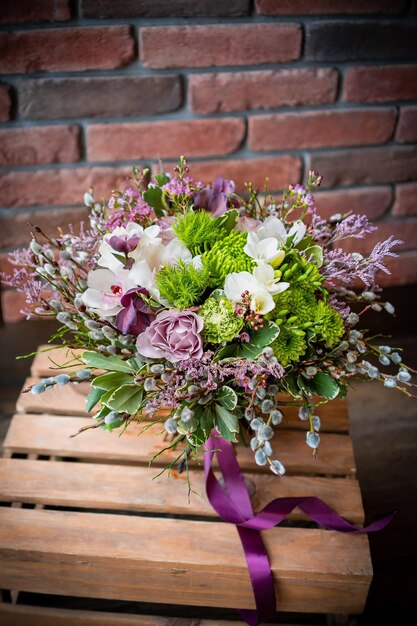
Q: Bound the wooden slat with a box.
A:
[30,345,83,377]
[0,458,364,523]
[17,377,349,433]
[4,414,357,476]
[0,604,314,626]
[0,507,372,613]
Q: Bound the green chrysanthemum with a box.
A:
[155,261,209,309]
[199,297,243,343]
[274,286,316,325]
[314,300,345,347]
[173,210,227,256]
[202,230,255,288]
[271,327,307,367]
[280,253,323,290]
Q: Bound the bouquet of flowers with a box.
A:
[4,156,414,478]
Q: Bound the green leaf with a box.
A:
[216,385,238,411]
[304,372,340,400]
[82,351,135,373]
[92,371,134,391]
[213,208,239,233]
[103,418,125,432]
[214,404,239,442]
[143,186,164,217]
[105,384,144,414]
[213,344,242,362]
[249,322,280,347]
[154,173,170,187]
[282,372,302,398]
[304,245,323,268]
[210,288,225,300]
[85,386,105,413]
[240,342,265,359]
[199,406,215,439]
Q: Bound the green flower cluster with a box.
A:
[155,261,209,309]
[199,297,243,343]
[271,251,345,364]
[202,230,255,287]
[173,210,228,256]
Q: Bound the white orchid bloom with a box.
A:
[129,259,162,303]
[81,268,136,318]
[160,237,193,266]
[98,223,162,272]
[253,264,290,295]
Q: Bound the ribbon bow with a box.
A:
[203,430,394,626]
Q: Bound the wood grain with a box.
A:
[0,507,372,613]
[0,603,310,625]
[0,458,364,523]
[4,414,356,476]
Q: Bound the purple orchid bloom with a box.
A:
[108,234,140,256]
[194,176,239,217]
[115,287,155,336]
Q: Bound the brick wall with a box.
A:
[1,0,417,322]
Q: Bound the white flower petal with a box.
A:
[250,290,275,315]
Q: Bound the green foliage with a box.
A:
[155,260,210,309]
[300,372,341,400]
[272,326,307,366]
[214,404,239,442]
[85,386,106,413]
[240,322,280,359]
[202,230,255,288]
[173,210,228,255]
[199,297,243,343]
[102,384,144,414]
[82,351,136,373]
[143,186,164,217]
[216,385,238,410]
[91,371,135,390]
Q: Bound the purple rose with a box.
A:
[115,288,155,336]
[136,310,204,362]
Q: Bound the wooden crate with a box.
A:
[0,346,372,625]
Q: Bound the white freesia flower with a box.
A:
[287,220,307,245]
[224,264,289,316]
[81,268,136,317]
[253,264,290,295]
[244,233,282,265]
[253,215,307,248]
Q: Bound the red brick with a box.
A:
[342,218,417,255]
[0,126,81,167]
[249,108,396,151]
[87,119,245,162]
[81,0,250,17]
[396,106,417,143]
[0,207,90,248]
[0,27,134,74]
[305,21,417,62]
[315,187,393,221]
[0,83,12,122]
[19,76,182,120]
[0,253,16,278]
[0,167,132,209]
[392,183,417,217]
[378,251,417,287]
[1,290,28,324]
[343,65,417,103]
[189,68,338,114]
[255,0,407,14]
[140,24,302,69]
[155,156,302,193]
[0,0,71,23]
[309,146,417,188]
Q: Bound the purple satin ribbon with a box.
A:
[203,429,395,626]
